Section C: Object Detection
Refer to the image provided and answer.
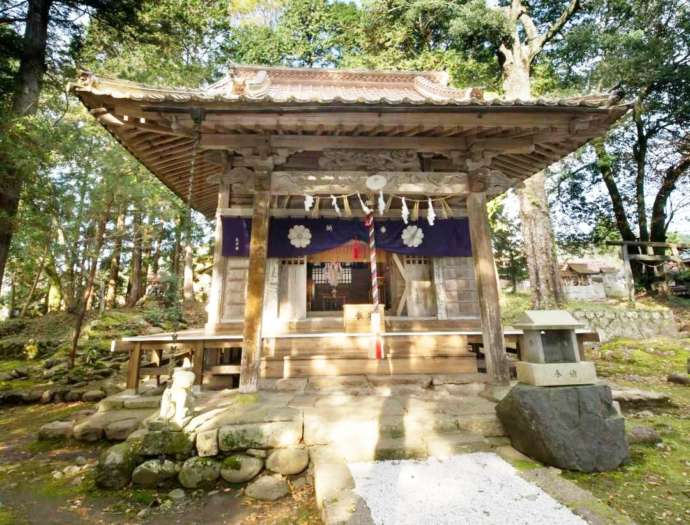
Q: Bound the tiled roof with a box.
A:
[71,65,613,108]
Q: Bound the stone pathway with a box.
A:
[349,453,587,525]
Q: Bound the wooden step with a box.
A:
[260,354,477,378]
[269,347,474,359]
[385,319,482,332]
[266,333,473,357]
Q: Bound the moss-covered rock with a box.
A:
[220,454,263,483]
[131,459,180,488]
[0,318,27,338]
[139,430,195,458]
[218,421,302,451]
[95,442,137,489]
[178,457,220,489]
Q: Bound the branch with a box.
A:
[650,147,690,239]
[0,16,26,24]
[530,0,581,59]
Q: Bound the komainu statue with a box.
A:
[159,357,196,428]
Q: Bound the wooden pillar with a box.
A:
[467,192,511,385]
[432,258,448,320]
[192,341,204,386]
[239,177,271,393]
[126,342,142,393]
[206,176,232,332]
[621,245,635,304]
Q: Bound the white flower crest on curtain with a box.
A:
[288,225,312,248]
[401,225,424,248]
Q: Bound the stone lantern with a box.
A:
[514,310,597,386]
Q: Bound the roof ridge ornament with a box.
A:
[413,76,483,102]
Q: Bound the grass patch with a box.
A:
[0,507,19,525]
[592,337,690,379]
[564,413,690,525]
[500,292,531,324]
[510,458,541,471]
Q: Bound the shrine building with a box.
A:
[71,65,626,393]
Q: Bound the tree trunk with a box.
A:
[8,271,16,318]
[150,236,161,276]
[0,0,52,293]
[106,210,125,308]
[126,210,144,307]
[183,243,194,302]
[171,215,183,279]
[499,44,531,100]
[633,105,649,242]
[502,51,563,309]
[19,246,48,317]
[650,153,690,242]
[593,139,644,281]
[518,172,566,308]
[141,216,153,287]
[594,140,636,241]
[69,208,110,367]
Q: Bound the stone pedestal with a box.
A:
[516,361,597,386]
[496,384,629,472]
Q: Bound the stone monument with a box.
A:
[159,358,196,429]
[496,310,629,472]
[514,310,597,386]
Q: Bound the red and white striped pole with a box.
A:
[364,212,383,359]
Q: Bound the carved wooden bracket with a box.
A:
[318,149,421,171]
[270,170,469,195]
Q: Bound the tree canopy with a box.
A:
[1,0,689,324]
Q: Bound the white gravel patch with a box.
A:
[348,452,588,525]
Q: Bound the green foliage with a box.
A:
[489,195,527,291]
[499,291,531,324]
[550,0,690,251]
[0,318,25,338]
[449,0,513,60]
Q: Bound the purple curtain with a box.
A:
[222,217,472,257]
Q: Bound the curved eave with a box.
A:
[71,85,629,217]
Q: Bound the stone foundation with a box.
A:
[41,373,503,510]
[571,308,677,342]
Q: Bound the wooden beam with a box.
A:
[194,110,601,131]
[620,245,636,304]
[200,133,468,152]
[270,171,469,195]
[126,342,142,393]
[239,185,271,393]
[469,136,535,154]
[466,191,510,385]
[218,206,467,219]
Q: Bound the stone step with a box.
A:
[333,434,428,462]
[328,430,491,462]
[423,432,493,458]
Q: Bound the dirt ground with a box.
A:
[0,404,320,525]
